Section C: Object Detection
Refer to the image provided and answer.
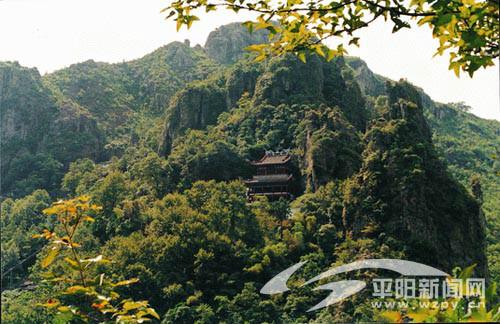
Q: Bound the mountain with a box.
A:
[1,22,498,323]
[0,62,104,197]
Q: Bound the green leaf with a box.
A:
[242,21,254,33]
[53,311,75,324]
[348,37,360,46]
[485,281,497,301]
[186,15,199,29]
[165,10,175,19]
[459,263,477,280]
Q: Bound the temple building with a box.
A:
[244,150,294,201]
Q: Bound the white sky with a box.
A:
[1,0,498,120]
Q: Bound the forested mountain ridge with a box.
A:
[1,22,499,323]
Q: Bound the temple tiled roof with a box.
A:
[251,154,290,165]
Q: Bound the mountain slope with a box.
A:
[1,22,498,322]
[0,62,104,197]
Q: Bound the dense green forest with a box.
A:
[1,23,499,323]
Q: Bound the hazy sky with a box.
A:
[1,0,498,120]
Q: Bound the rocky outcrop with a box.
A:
[253,54,325,106]
[128,41,220,114]
[161,81,227,155]
[1,62,57,149]
[204,22,269,64]
[345,57,387,97]
[343,80,489,277]
[0,62,105,196]
[41,99,105,164]
[253,55,367,131]
[295,106,362,191]
[225,62,262,108]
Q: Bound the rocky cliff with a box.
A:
[0,62,104,196]
[343,80,489,276]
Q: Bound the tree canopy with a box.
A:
[166,0,499,76]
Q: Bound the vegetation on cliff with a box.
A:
[1,23,498,323]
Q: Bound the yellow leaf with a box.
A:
[315,46,325,57]
[114,278,140,287]
[407,311,432,322]
[80,254,109,264]
[326,49,337,61]
[297,52,306,63]
[380,310,403,323]
[83,215,95,222]
[146,307,160,320]
[43,205,61,215]
[65,285,89,294]
[42,298,60,308]
[57,306,71,312]
[79,195,90,202]
[68,241,81,248]
[245,44,266,52]
[42,246,60,268]
[123,300,148,311]
[255,54,267,62]
[453,65,460,77]
[64,257,79,269]
[418,16,434,26]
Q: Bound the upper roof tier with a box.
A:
[251,150,291,165]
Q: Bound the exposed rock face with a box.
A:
[343,81,489,277]
[225,62,262,108]
[296,106,362,191]
[161,81,227,155]
[1,62,57,148]
[253,54,325,106]
[128,41,220,114]
[160,54,368,155]
[204,22,269,64]
[44,60,135,130]
[0,62,105,196]
[40,100,105,164]
[345,57,387,97]
[253,55,367,131]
